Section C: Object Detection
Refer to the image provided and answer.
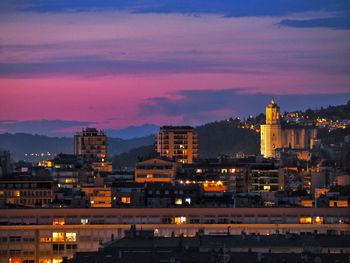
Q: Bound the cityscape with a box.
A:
[1,1,350,263]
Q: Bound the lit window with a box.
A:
[64,178,75,184]
[39,259,51,263]
[52,259,62,263]
[263,185,271,191]
[39,237,52,243]
[299,217,312,224]
[175,198,182,205]
[52,232,65,242]
[174,216,187,224]
[52,218,65,226]
[229,168,236,173]
[15,191,20,197]
[221,169,228,173]
[121,197,131,204]
[196,169,202,174]
[185,198,191,204]
[81,218,89,225]
[146,173,153,179]
[314,216,323,224]
[65,232,76,242]
[9,258,22,263]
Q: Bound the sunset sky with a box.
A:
[0,1,349,136]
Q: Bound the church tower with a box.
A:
[260,98,282,158]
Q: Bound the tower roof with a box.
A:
[267,97,279,108]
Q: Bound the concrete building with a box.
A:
[0,151,11,177]
[260,99,317,158]
[0,207,349,263]
[156,126,198,164]
[134,158,179,183]
[0,176,53,208]
[74,128,112,172]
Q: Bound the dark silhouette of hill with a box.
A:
[0,133,154,161]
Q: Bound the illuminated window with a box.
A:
[314,216,323,224]
[299,217,312,224]
[39,237,52,243]
[64,178,75,184]
[52,232,65,242]
[221,169,228,173]
[65,232,76,242]
[196,169,202,174]
[175,198,182,205]
[121,197,131,204]
[174,216,187,224]
[229,168,236,173]
[15,191,20,197]
[146,173,153,179]
[263,185,271,191]
[39,259,51,263]
[52,218,65,226]
[8,258,22,263]
[185,198,191,204]
[81,218,89,224]
[52,259,62,263]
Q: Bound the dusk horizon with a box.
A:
[1,0,350,136]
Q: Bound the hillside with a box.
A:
[112,121,260,168]
[0,133,154,161]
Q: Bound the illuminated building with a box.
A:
[81,174,112,208]
[156,126,198,164]
[250,164,284,192]
[0,176,53,208]
[74,128,112,172]
[135,158,179,183]
[0,207,349,262]
[261,99,317,158]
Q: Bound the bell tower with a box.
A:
[260,98,282,158]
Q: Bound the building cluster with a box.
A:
[0,99,349,263]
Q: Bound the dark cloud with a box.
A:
[0,120,94,137]
[2,0,349,18]
[279,16,350,30]
[0,57,269,77]
[139,89,350,124]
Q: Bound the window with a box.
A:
[52,218,65,226]
[299,217,312,224]
[81,218,89,225]
[185,198,191,205]
[174,216,187,224]
[52,232,64,242]
[175,198,182,205]
[65,232,76,242]
[263,185,271,191]
[121,197,131,204]
[52,259,62,263]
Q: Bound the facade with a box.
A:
[74,128,111,172]
[0,176,53,208]
[134,158,179,183]
[156,126,198,164]
[0,151,11,177]
[250,164,284,192]
[261,99,317,158]
[0,207,349,263]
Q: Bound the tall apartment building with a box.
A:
[156,126,198,164]
[261,99,317,158]
[74,128,112,172]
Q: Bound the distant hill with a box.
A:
[0,133,154,161]
[107,124,159,139]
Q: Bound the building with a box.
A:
[0,151,11,177]
[156,126,198,164]
[68,231,350,263]
[74,128,112,172]
[0,176,53,208]
[0,207,349,263]
[250,164,284,192]
[134,158,179,183]
[260,99,317,158]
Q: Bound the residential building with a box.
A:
[134,158,179,183]
[156,126,198,164]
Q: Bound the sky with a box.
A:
[0,0,349,136]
